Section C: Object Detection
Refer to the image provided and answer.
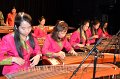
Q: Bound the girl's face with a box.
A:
[12,8,16,14]
[19,21,32,37]
[83,22,89,31]
[58,30,67,39]
[103,23,108,28]
[40,19,45,26]
[93,23,100,29]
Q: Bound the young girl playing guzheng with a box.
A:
[34,16,47,38]
[0,12,42,75]
[90,19,102,44]
[69,20,96,50]
[98,21,112,39]
[42,21,77,59]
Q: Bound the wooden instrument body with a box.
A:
[37,38,45,47]
[42,53,120,65]
[46,64,119,79]
[42,57,63,65]
[0,26,14,33]
[1,63,119,79]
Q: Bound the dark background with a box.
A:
[0,0,120,34]
[0,0,120,76]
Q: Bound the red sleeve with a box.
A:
[63,38,72,51]
[69,31,80,46]
[98,28,103,38]
[42,35,51,55]
[32,37,41,56]
[0,35,11,61]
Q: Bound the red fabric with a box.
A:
[34,26,47,38]
[6,13,16,26]
[0,33,41,75]
[42,34,72,55]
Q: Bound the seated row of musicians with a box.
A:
[33,16,112,49]
[0,12,112,75]
[40,19,112,51]
[69,19,112,49]
[0,12,77,75]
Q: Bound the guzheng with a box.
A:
[42,53,120,65]
[4,63,119,79]
[63,53,120,65]
[80,44,119,53]
[37,38,45,47]
[0,26,14,33]
[42,52,85,65]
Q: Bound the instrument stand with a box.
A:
[113,33,120,64]
[69,37,103,79]
[93,48,99,79]
[113,43,117,64]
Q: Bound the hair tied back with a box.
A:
[59,21,64,24]
[18,12,24,18]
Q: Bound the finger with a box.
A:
[61,53,65,58]
[30,62,34,67]
[30,57,34,61]
[60,56,64,59]
[62,52,65,57]
[20,61,25,65]
[72,52,77,56]
[59,54,64,59]
[62,52,66,57]
[64,53,66,57]
[18,62,24,66]
[30,63,34,67]
[75,53,78,56]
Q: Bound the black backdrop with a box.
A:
[0,0,120,34]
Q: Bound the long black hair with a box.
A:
[14,12,35,58]
[91,19,100,35]
[79,20,90,44]
[101,21,108,33]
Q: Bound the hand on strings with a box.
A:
[77,44,84,47]
[102,34,106,37]
[30,54,42,67]
[68,49,78,56]
[93,35,98,38]
[86,43,90,46]
[12,57,25,66]
[74,43,84,48]
[53,51,66,59]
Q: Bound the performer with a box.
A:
[42,21,77,59]
[0,11,6,26]
[0,38,1,46]
[6,7,17,26]
[99,21,112,38]
[90,19,101,43]
[69,20,94,49]
[0,12,42,75]
[34,16,47,38]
